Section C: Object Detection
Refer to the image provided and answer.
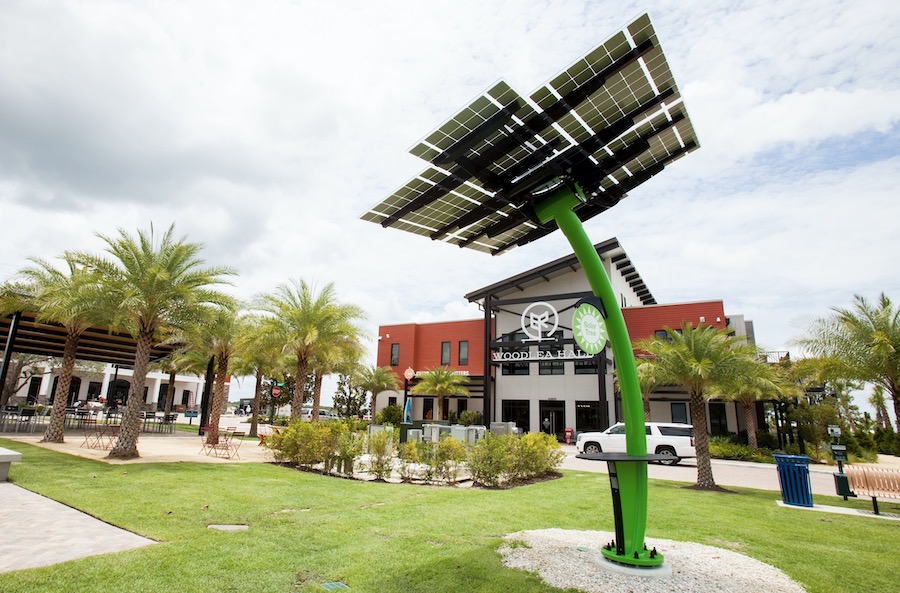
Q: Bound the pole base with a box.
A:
[601,546,665,567]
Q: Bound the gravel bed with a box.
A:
[500,529,806,593]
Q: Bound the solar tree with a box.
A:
[362,13,698,568]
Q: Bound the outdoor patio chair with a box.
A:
[228,432,245,460]
[100,423,121,449]
[15,408,37,433]
[199,425,219,455]
[80,419,101,448]
[164,413,178,433]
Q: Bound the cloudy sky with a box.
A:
[2,1,899,410]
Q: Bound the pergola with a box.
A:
[0,311,179,403]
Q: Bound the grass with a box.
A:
[1,438,898,593]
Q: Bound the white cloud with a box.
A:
[2,0,900,407]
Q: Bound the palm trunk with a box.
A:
[164,370,176,414]
[293,356,309,418]
[312,370,323,422]
[642,392,651,421]
[1,357,26,407]
[691,388,716,489]
[437,395,444,422]
[41,331,79,443]
[891,386,900,433]
[370,392,377,425]
[743,401,758,449]
[206,353,229,445]
[109,330,153,459]
[249,369,262,438]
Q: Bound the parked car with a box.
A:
[575,422,695,465]
[300,408,335,421]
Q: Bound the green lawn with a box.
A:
[1,438,897,593]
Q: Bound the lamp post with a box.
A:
[403,367,415,422]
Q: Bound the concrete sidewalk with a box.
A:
[0,482,154,574]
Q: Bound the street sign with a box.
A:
[272,386,282,397]
[830,443,848,461]
[403,368,415,381]
[827,425,841,438]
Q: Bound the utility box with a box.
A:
[833,473,856,498]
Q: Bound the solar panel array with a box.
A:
[361,13,698,255]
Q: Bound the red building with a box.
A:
[374,238,755,437]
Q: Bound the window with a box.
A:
[423,398,434,420]
[87,381,103,401]
[390,343,400,366]
[441,341,451,365]
[575,401,601,432]
[654,330,669,340]
[539,331,564,375]
[659,425,693,437]
[457,398,467,414]
[500,331,530,376]
[671,402,688,424]
[502,399,530,432]
[458,340,469,366]
[574,356,599,374]
[388,396,397,407]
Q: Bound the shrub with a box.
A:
[874,427,900,456]
[510,432,564,480]
[397,441,420,482]
[376,404,403,426]
[435,437,467,484]
[366,428,394,481]
[415,439,437,483]
[336,430,364,476]
[468,434,513,488]
[708,436,775,464]
[458,410,483,426]
[267,419,329,469]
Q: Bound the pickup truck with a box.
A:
[575,422,695,465]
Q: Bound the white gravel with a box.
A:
[499,529,807,593]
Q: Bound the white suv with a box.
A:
[575,422,695,465]
[300,408,335,421]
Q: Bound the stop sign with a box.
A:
[272,386,281,397]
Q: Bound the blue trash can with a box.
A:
[773,454,813,507]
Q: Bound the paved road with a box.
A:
[559,445,844,497]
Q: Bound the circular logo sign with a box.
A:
[521,301,559,341]
[573,303,608,354]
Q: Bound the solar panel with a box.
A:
[361,13,698,255]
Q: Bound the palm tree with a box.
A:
[187,302,242,443]
[232,314,283,437]
[357,364,400,423]
[793,293,900,432]
[870,386,892,430]
[635,322,762,490]
[410,366,469,422]
[5,255,103,443]
[254,280,365,419]
[711,357,796,449]
[75,224,235,459]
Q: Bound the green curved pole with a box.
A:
[535,185,661,567]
